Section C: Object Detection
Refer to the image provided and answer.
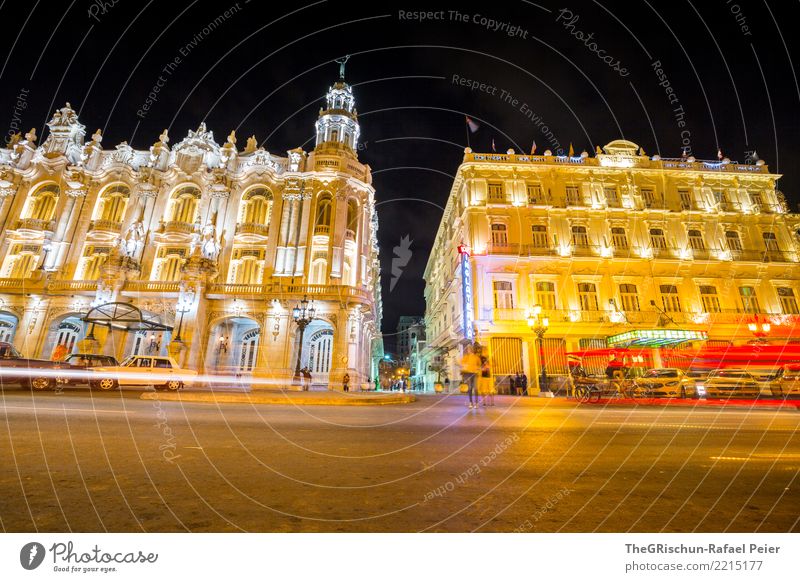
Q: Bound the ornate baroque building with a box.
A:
[423,140,800,390]
[0,74,382,389]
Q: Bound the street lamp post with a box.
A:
[292,295,316,384]
[173,300,191,342]
[526,304,550,394]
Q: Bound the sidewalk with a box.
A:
[416,393,799,411]
[140,389,416,406]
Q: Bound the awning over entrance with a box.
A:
[606,329,708,348]
[82,302,173,332]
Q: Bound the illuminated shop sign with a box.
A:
[607,329,708,347]
[458,244,474,341]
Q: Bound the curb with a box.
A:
[569,398,800,411]
[139,391,416,406]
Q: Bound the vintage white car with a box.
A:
[90,355,197,391]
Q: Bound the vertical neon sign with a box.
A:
[458,243,474,341]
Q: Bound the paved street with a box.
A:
[0,391,798,532]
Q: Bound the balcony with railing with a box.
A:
[314,224,331,236]
[751,203,783,214]
[486,242,520,255]
[88,219,122,233]
[524,244,559,257]
[728,249,796,263]
[122,281,182,294]
[689,248,713,261]
[492,308,527,321]
[0,277,45,292]
[570,244,600,258]
[345,229,356,241]
[161,221,195,235]
[14,218,56,233]
[205,281,373,303]
[235,222,270,237]
[47,280,100,292]
[612,246,635,259]
[477,305,800,330]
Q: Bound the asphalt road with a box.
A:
[1,391,798,532]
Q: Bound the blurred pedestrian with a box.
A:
[460,344,481,409]
[519,372,528,396]
[342,372,350,392]
[479,356,495,406]
[51,343,68,362]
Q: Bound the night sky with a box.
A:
[1,1,798,350]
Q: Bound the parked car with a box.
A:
[0,341,76,391]
[633,368,698,398]
[770,365,800,398]
[55,353,119,387]
[704,369,761,399]
[90,355,197,391]
[745,367,784,397]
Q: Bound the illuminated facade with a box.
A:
[423,140,800,390]
[0,75,382,389]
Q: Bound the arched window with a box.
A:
[342,260,352,286]
[2,244,40,278]
[154,247,187,281]
[0,313,18,343]
[310,259,327,285]
[649,228,667,249]
[79,245,111,280]
[687,229,705,250]
[168,186,201,224]
[577,282,599,311]
[229,248,265,284]
[315,195,332,234]
[94,184,130,223]
[611,227,628,249]
[490,223,508,245]
[54,319,83,354]
[25,184,60,220]
[725,230,742,251]
[571,225,589,248]
[240,187,273,226]
[239,328,260,372]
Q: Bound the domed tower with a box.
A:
[315,56,360,153]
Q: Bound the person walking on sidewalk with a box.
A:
[479,355,495,406]
[460,344,481,409]
[342,373,350,392]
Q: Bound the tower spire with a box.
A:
[314,62,360,152]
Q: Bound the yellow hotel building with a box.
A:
[423,140,800,392]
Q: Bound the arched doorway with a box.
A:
[207,316,261,374]
[238,328,260,372]
[0,312,18,343]
[41,315,85,359]
[294,320,334,387]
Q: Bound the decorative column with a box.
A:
[329,186,349,279]
[208,183,232,282]
[293,183,312,277]
[49,182,89,271]
[134,184,162,276]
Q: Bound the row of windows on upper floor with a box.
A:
[11,183,363,234]
[485,223,796,261]
[471,182,784,213]
[0,240,363,286]
[489,279,800,316]
[425,281,799,346]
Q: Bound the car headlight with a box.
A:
[665,381,679,386]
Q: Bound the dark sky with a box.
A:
[1,1,798,350]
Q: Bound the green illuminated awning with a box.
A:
[606,329,708,348]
